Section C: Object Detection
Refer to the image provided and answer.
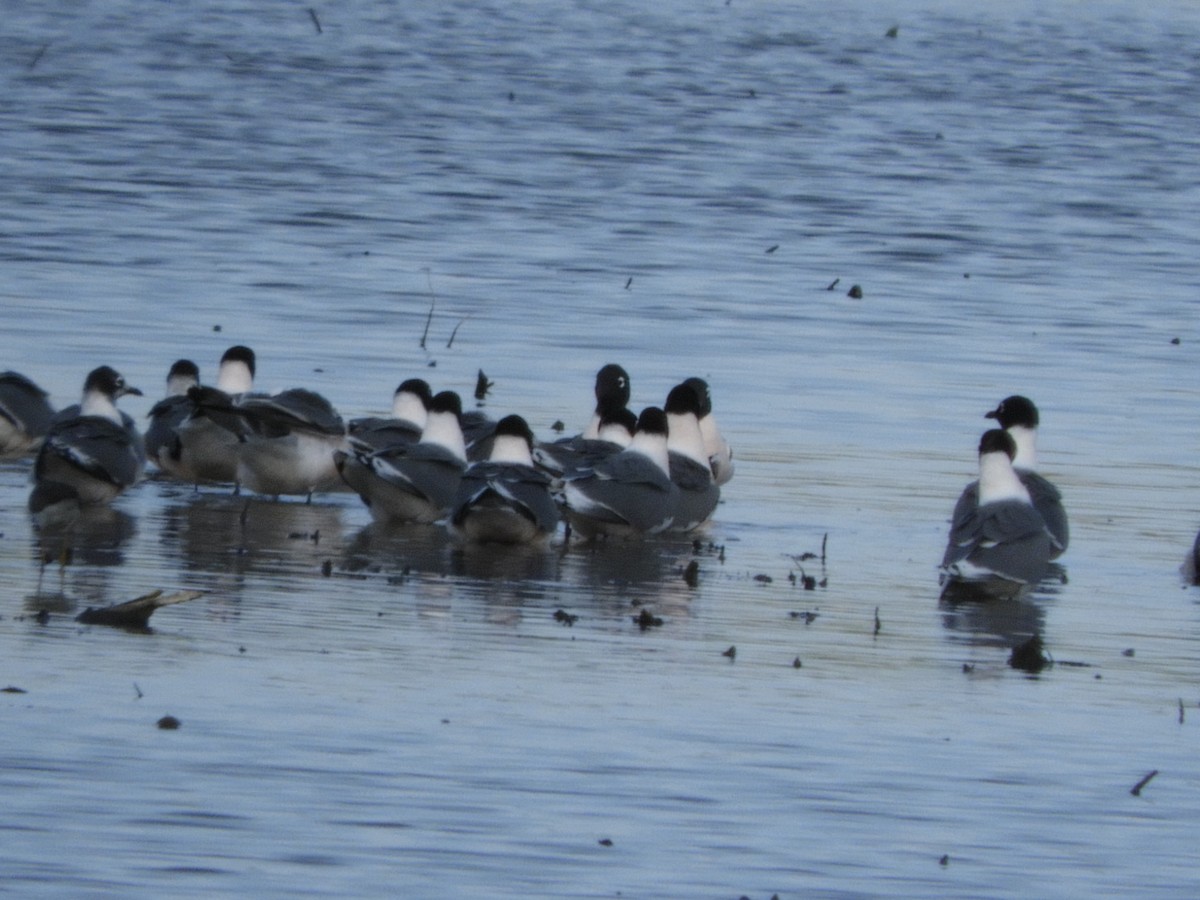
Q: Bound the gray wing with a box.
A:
[39,416,142,488]
[370,443,467,508]
[238,389,345,437]
[668,452,720,530]
[533,435,623,478]
[950,480,979,530]
[347,416,422,453]
[563,452,677,533]
[453,462,560,533]
[0,371,55,436]
[1019,471,1068,555]
[144,395,193,461]
[943,499,1051,584]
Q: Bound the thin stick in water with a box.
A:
[1130,769,1158,796]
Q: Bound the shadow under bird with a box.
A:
[336,390,467,524]
[941,428,1053,600]
[449,414,560,545]
[34,366,144,505]
[0,370,56,456]
[664,381,720,532]
[559,406,679,540]
[952,395,1067,559]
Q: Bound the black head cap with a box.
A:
[396,378,433,407]
[978,428,1017,460]
[84,365,141,398]
[635,406,668,437]
[429,390,463,419]
[594,364,631,408]
[220,345,256,377]
[985,395,1038,429]
[664,382,703,417]
[168,359,200,381]
[493,414,534,448]
[682,377,713,417]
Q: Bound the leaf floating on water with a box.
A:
[1,685,27,694]
[157,715,181,730]
[847,284,864,299]
[753,573,773,584]
[722,645,736,660]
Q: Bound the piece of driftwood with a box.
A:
[76,590,206,630]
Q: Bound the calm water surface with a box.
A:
[2,1,1199,897]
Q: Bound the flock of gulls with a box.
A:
[0,348,734,550]
[0,348,1074,600]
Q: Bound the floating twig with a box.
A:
[308,8,323,34]
[28,42,49,71]
[874,606,882,636]
[446,316,469,348]
[419,271,436,350]
[1130,769,1158,796]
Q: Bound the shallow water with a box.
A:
[2,1,1200,897]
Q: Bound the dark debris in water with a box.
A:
[76,590,206,631]
[1130,769,1158,796]
[157,715,181,730]
[722,645,736,660]
[633,608,662,631]
[1,685,27,694]
[553,609,578,627]
[789,610,819,624]
[753,573,773,584]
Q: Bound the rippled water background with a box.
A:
[2,1,1199,896]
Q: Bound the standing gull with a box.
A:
[560,406,678,540]
[34,366,145,505]
[144,359,201,470]
[941,429,1053,599]
[449,414,560,545]
[336,390,467,524]
[167,345,258,484]
[664,382,720,531]
[952,395,1068,558]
